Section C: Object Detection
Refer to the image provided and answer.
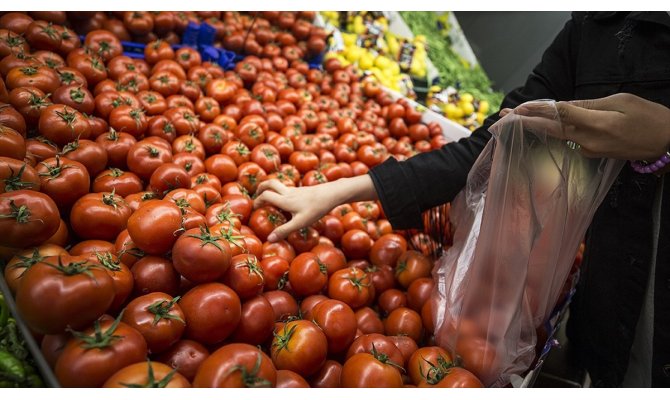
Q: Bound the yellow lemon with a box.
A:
[460,93,474,103]
[479,100,490,114]
[476,112,485,125]
[460,102,475,116]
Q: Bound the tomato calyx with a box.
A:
[19,66,38,76]
[228,353,272,388]
[118,245,145,260]
[2,163,34,192]
[55,107,78,130]
[130,108,145,128]
[106,128,120,141]
[41,22,59,40]
[419,355,456,385]
[395,260,407,276]
[39,156,72,180]
[44,255,101,278]
[93,251,123,272]
[277,271,289,290]
[145,145,160,158]
[272,322,297,356]
[144,93,157,103]
[58,71,76,85]
[244,257,264,281]
[163,122,175,133]
[172,198,191,213]
[147,296,184,325]
[121,359,179,388]
[218,225,245,251]
[28,91,51,110]
[69,312,125,350]
[267,212,285,227]
[0,199,32,224]
[370,343,405,373]
[9,248,46,277]
[141,192,157,201]
[107,168,124,178]
[186,225,225,252]
[102,191,122,209]
[235,144,250,156]
[183,138,196,152]
[60,138,81,155]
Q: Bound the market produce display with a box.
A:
[0,10,489,388]
[0,293,43,387]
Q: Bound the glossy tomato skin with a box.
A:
[0,190,59,248]
[102,361,191,388]
[194,343,277,388]
[355,307,385,335]
[288,252,328,297]
[96,130,137,170]
[38,104,91,145]
[262,290,299,322]
[378,289,408,316]
[328,267,372,309]
[122,292,185,354]
[340,229,372,260]
[3,244,68,295]
[16,255,114,334]
[259,255,289,291]
[171,226,232,283]
[156,339,210,382]
[130,256,181,297]
[407,277,434,312]
[407,346,453,385]
[55,316,148,387]
[60,139,108,177]
[310,360,343,388]
[416,366,484,388]
[369,233,407,267]
[395,250,433,288]
[180,282,241,345]
[85,251,134,312]
[92,168,143,197]
[35,156,90,210]
[276,369,310,388]
[341,352,403,388]
[271,319,328,378]
[383,307,424,342]
[70,192,132,241]
[223,253,265,300]
[231,294,275,345]
[388,335,419,370]
[127,200,182,255]
[311,299,357,355]
[126,138,173,181]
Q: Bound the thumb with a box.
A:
[267,216,307,242]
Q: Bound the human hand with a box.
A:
[500,93,670,161]
[253,174,378,242]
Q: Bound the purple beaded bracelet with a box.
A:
[630,151,670,174]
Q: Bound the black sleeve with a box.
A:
[369,15,582,230]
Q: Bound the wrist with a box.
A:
[330,175,378,206]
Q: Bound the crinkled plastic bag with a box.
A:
[430,100,625,387]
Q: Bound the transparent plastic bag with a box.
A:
[430,100,625,387]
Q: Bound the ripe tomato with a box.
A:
[96,129,137,170]
[354,307,385,334]
[288,252,328,297]
[149,163,191,195]
[55,315,148,387]
[231,294,275,345]
[0,190,59,248]
[248,205,287,242]
[369,233,407,269]
[262,290,299,322]
[84,29,123,62]
[416,366,484,388]
[260,255,290,291]
[131,255,180,297]
[340,229,372,261]
[204,154,238,183]
[70,240,115,256]
[0,126,26,161]
[345,333,404,367]
[388,335,419,369]
[92,168,143,197]
[223,253,265,300]
[138,90,168,116]
[311,299,357,355]
[3,244,67,295]
[194,343,276,388]
[407,346,453,385]
[127,199,182,255]
[341,352,403,388]
[407,277,435,312]
[84,251,133,312]
[261,240,296,263]
[156,339,210,382]
[126,138,173,181]
[327,267,372,309]
[271,319,328,377]
[35,156,90,210]
[6,65,60,95]
[103,361,190,388]
[383,307,424,342]
[454,336,500,384]
[276,369,310,388]
[122,292,185,353]
[59,138,108,177]
[38,104,91,145]
[16,255,115,334]
[310,243,346,276]
[109,105,148,138]
[378,289,408,316]
[180,282,241,345]
[70,192,132,241]
[395,250,433,288]
[8,86,52,126]
[310,360,342,388]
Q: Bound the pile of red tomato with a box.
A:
[0,11,483,388]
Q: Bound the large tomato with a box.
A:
[172,226,232,283]
[416,366,484,388]
[340,229,373,260]
[341,352,403,388]
[248,205,287,242]
[259,255,289,290]
[311,299,357,355]
[70,192,132,241]
[261,290,299,322]
[127,199,182,255]
[59,138,108,177]
[84,29,123,62]
[271,320,328,377]
[383,307,424,342]
[85,251,134,312]
[230,295,275,345]
[156,339,210,382]
[455,336,500,384]
[130,256,181,297]
[378,289,408,316]
[327,267,372,309]
[15,255,115,334]
[310,360,342,388]
[92,168,143,197]
[407,277,434,312]
[369,233,407,267]
[354,307,384,335]
[193,343,277,388]
[35,156,90,209]
[3,244,67,294]
[395,250,433,288]
[55,314,148,387]
[96,129,137,169]
[276,369,310,388]
[407,346,454,385]
[0,190,59,248]
[103,361,190,388]
[122,292,186,353]
[0,127,26,161]
[222,253,265,300]
[179,282,241,345]
[288,252,328,297]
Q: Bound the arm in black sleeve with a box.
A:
[369,14,582,230]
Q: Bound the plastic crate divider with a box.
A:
[181,22,201,47]
[197,23,217,47]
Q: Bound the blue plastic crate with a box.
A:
[198,23,217,47]
[181,22,200,47]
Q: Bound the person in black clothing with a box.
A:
[254,12,670,387]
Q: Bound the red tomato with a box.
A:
[378,289,408,316]
[383,307,423,342]
[354,307,385,335]
[222,253,265,300]
[156,339,210,382]
[16,255,114,334]
[310,359,343,388]
[130,255,180,296]
[288,252,328,297]
[231,294,275,345]
[180,282,241,345]
[311,299,357,355]
[248,205,287,242]
[70,192,132,241]
[327,267,372,309]
[407,277,435,312]
[55,315,148,387]
[395,250,433,288]
[84,251,133,313]
[388,335,419,369]
[271,319,328,378]
[276,369,310,388]
[261,240,296,263]
[193,343,276,388]
[340,229,373,260]
[122,292,185,353]
[102,361,191,388]
[341,352,403,388]
[262,290,299,322]
[0,190,59,248]
[35,156,90,210]
[127,200,182,255]
[3,244,68,295]
[260,255,290,291]
[369,233,407,268]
